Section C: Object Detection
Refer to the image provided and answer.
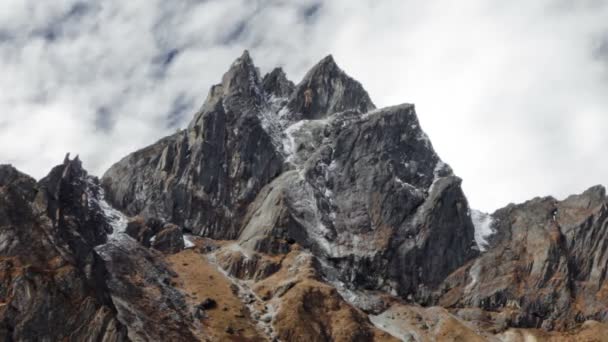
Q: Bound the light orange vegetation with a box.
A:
[273,278,398,342]
[253,248,398,342]
[167,249,265,342]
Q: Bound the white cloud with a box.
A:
[0,0,607,211]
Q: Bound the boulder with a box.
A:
[152,223,185,254]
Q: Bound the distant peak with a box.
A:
[262,67,295,98]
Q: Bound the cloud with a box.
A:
[0,0,607,212]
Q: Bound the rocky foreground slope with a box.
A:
[1,52,608,341]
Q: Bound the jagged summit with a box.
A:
[262,67,295,98]
[221,49,261,95]
[102,50,475,304]
[287,54,375,120]
[192,51,376,129]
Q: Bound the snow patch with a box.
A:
[471,209,495,252]
[183,234,195,249]
[86,178,128,240]
[282,118,331,167]
[98,198,128,239]
[282,120,308,165]
[258,96,291,151]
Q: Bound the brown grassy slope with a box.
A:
[167,249,265,342]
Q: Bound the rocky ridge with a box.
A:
[0,51,607,341]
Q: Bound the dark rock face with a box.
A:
[0,160,128,341]
[102,52,477,300]
[436,185,608,330]
[96,237,199,341]
[103,51,283,240]
[263,67,295,98]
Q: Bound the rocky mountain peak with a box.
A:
[262,67,295,98]
[102,51,476,312]
[287,54,375,120]
[189,50,265,129]
[220,49,261,97]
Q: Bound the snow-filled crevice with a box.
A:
[282,117,332,168]
[470,209,495,252]
[86,177,128,241]
[287,176,335,257]
[258,96,292,154]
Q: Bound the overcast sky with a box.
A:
[1,0,607,212]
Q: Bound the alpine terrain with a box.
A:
[1,51,607,341]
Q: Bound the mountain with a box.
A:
[1,51,607,341]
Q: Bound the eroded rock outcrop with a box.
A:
[96,237,199,341]
[0,158,202,341]
[437,185,608,331]
[0,160,128,341]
